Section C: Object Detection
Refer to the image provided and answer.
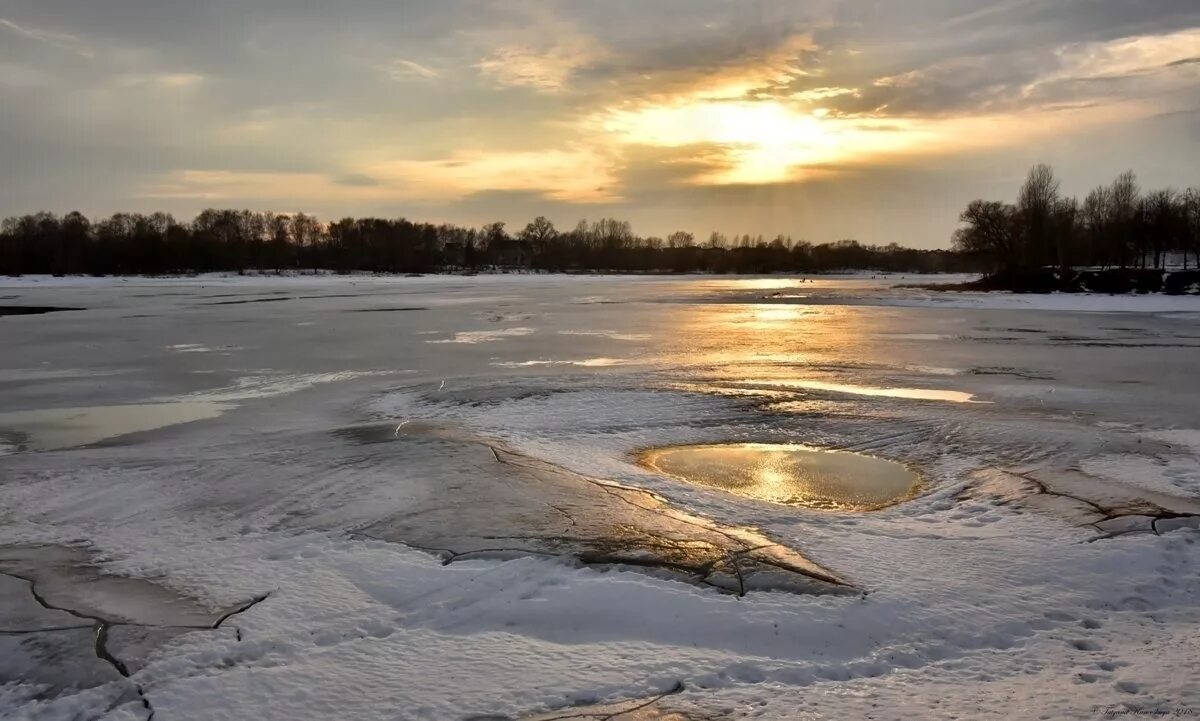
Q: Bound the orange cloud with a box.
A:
[364,149,620,202]
[140,148,621,204]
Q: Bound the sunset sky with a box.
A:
[1,0,1197,247]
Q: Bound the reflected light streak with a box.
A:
[656,285,982,407]
[744,379,985,404]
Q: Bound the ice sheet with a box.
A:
[0,274,1197,720]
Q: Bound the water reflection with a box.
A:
[655,298,979,405]
[664,303,865,373]
[639,443,920,511]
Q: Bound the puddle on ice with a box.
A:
[639,443,920,511]
[0,402,229,451]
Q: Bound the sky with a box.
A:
[1,0,1198,248]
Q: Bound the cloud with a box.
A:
[873,71,923,89]
[0,17,93,58]
[791,86,860,103]
[671,32,822,101]
[364,149,620,202]
[470,3,608,93]
[1048,26,1200,80]
[137,170,319,202]
[855,26,1200,118]
[114,72,206,89]
[139,148,621,205]
[0,61,50,88]
[598,31,824,102]
[476,39,606,92]
[388,59,440,81]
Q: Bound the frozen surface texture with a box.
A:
[0,274,1198,720]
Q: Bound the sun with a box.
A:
[597,97,936,185]
[602,100,835,150]
[599,99,854,184]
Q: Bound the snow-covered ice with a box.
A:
[0,274,1197,720]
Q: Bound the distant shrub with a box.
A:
[1164,270,1200,295]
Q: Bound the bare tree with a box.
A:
[519,216,558,245]
[1184,187,1200,269]
[666,231,694,249]
[1081,185,1111,267]
[1108,170,1140,268]
[1016,164,1061,268]
[953,200,1020,275]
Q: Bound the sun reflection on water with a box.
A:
[639,443,921,511]
[657,287,981,406]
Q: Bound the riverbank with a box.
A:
[906,268,1200,296]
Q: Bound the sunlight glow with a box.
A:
[596,95,1146,187]
[751,306,814,324]
[598,100,934,184]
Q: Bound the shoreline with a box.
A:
[904,268,1200,297]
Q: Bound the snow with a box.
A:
[0,274,1197,720]
[1080,429,1200,499]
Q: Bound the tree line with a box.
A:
[0,210,980,276]
[954,165,1200,281]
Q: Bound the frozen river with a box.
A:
[1,274,1198,720]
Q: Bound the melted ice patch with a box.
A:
[639,443,921,511]
[0,402,230,451]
